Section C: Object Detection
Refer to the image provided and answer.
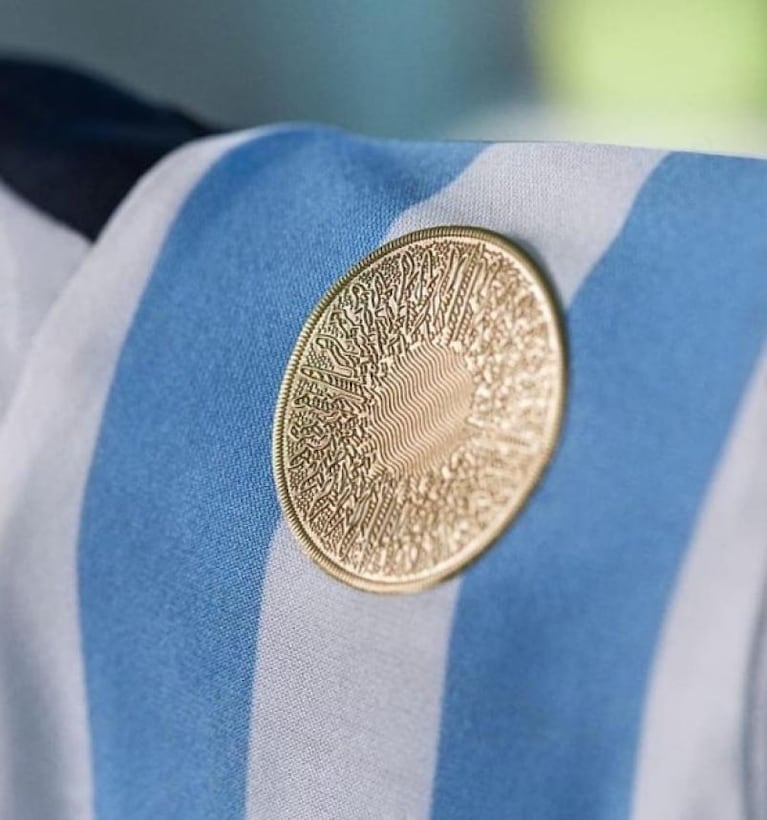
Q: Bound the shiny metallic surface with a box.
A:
[273,227,566,593]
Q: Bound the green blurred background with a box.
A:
[1,0,765,153]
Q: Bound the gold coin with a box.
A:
[273,226,566,593]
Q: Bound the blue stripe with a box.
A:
[77,128,480,819]
[432,153,767,819]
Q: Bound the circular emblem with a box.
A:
[273,226,566,593]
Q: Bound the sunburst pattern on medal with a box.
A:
[273,227,566,593]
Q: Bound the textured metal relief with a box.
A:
[273,227,566,593]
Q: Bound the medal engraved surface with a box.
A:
[273,227,566,593]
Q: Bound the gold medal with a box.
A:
[273,227,566,593]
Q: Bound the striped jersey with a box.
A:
[1,64,766,820]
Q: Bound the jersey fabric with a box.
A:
[1,75,766,820]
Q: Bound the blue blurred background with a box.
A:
[1,0,765,153]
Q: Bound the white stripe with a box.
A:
[0,181,89,418]
[246,142,664,819]
[746,517,767,820]
[631,346,767,820]
[0,131,255,820]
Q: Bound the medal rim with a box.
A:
[272,225,567,594]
